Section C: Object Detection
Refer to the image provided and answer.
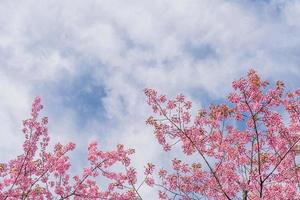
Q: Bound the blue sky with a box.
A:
[0,0,300,198]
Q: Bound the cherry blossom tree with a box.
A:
[144,70,300,200]
[0,97,142,200]
[0,70,299,200]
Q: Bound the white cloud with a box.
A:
[0,0,300,198]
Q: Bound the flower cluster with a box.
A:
[1,70,299,200]
[145,69,300,199]
[0,97,142,200]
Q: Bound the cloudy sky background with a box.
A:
[0,0,300,198]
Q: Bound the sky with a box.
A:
[0,0,300,198]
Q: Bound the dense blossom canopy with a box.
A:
[0,70,299,199]
[0,97,140,200]
[144,70,300,200]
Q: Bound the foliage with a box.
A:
[1,70,299,199]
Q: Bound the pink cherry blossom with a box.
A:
[145,69,300,199]
[0,97,143,200]
[1,70,299,200]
